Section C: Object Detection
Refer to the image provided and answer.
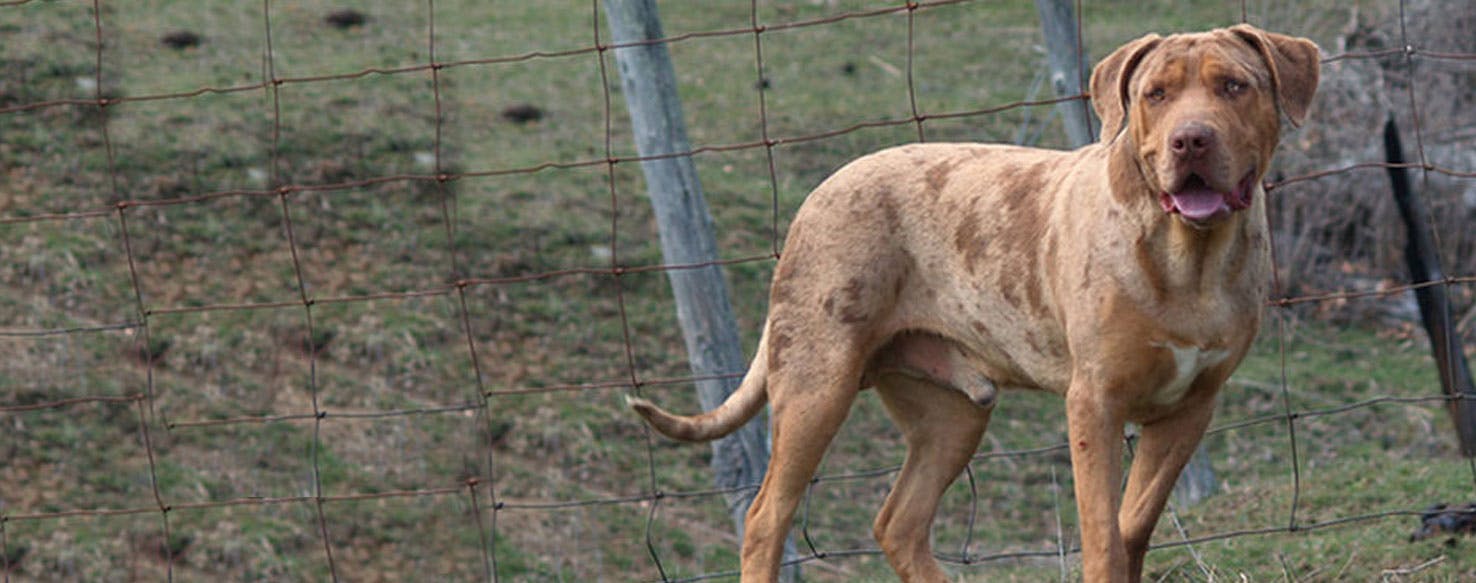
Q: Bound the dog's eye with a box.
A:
[1146,87,1167,103]
[1222,78,1247,96]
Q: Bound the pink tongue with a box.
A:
[1169,188,1229,221]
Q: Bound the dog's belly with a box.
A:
[868,330,1049,404]
[866,332,1035,408]
[891,262,1072,396]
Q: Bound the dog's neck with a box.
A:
[1103,135,1269,298]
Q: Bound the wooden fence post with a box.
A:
[1385,116,1476,456]
[1034,0,1095,146]
[603,1,796,579]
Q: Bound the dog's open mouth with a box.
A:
[1158,171,1256,223]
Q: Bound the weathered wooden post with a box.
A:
[1385,115,1476,456]
[1035,0,1096,146]
[603,1,795,579]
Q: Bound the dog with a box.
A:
[628,24,1319,582]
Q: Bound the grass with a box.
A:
[4,0,1474,581]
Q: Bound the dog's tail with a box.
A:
[626,326,771,442]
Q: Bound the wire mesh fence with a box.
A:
[1,0,1473,580]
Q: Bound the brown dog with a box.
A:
[629,24,1318,582]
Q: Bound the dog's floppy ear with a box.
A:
[1090,33,1162,142]
[1229,24,1321,127]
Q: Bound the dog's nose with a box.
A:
[1169,123,1216,160]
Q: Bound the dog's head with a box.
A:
[1091,25,1319,227]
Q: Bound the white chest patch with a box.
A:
[1149,343,1231,405]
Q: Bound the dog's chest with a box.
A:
[1148,343,1231,405]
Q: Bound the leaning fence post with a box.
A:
[1034,0,1095,145]
[1035,0,1218,506]
[603,1,796,578]
[1384,115,1476,456]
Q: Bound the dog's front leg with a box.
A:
[1066,387,1129,582]
[1118,391,1216,581]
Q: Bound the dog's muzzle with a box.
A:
[1158,170,1255,223]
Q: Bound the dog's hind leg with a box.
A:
[738,344,864,582]
[872,373,993,582]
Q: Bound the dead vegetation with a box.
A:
[1267,0,1476,325]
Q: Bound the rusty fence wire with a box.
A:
[1,0,1473,581]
